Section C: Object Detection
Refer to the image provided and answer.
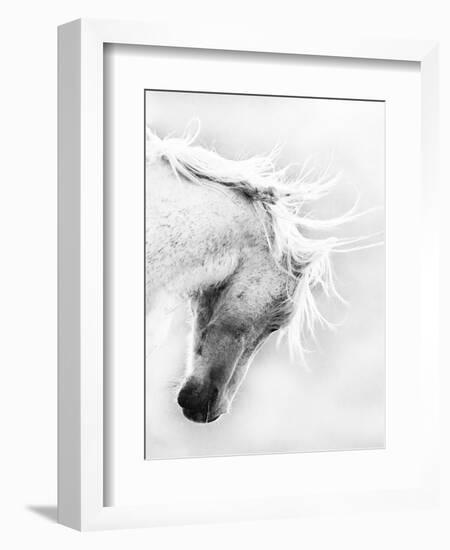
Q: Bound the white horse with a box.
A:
[146,125,376,423]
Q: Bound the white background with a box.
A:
[0,1,449,549]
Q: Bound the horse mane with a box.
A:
[146,122,379,363]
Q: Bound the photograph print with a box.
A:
[145,90,385,460]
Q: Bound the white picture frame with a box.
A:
[58,18,440,530]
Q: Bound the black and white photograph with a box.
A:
[145,90,385,460]
[2,3,445,543]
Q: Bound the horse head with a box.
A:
[177,252,296,423]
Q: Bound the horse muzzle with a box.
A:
[181,407,222,423]
[177,379,222,423]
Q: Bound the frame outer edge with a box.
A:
[419,44,440,499]
[83,17,436,62]
[57,17,441,530]
[80,18,105,530]
[57,19,82,531]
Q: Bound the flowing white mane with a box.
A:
[146,123,379,362]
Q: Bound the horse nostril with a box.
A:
[178,381,223,423]
[177,381,220,411]
[177,385,195,409]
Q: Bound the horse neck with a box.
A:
[146,160,262,297]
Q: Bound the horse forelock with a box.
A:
[146,123,381,363]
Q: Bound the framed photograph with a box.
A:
[58,18,440,530]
